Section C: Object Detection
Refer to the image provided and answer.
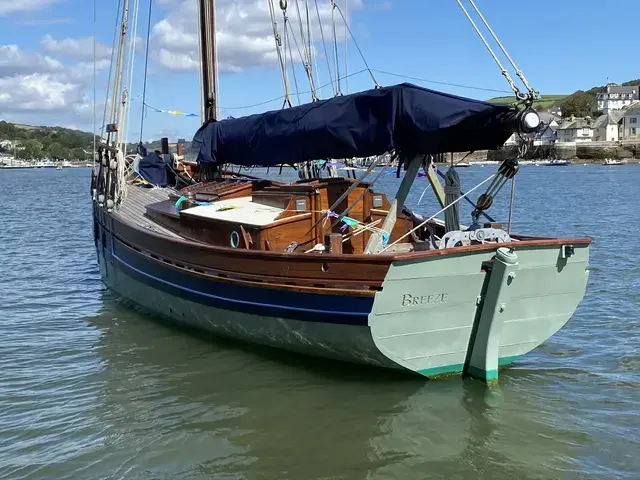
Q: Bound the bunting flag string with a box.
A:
[144,103,199,118]
[129,95,200,118]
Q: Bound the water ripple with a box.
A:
[0,167,638,479]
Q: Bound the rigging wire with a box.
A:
[286,20,310,78]
[143,68,365,114]
[454,0,524,101]
[306,0,322,98]
[330,0,341,94]
[92,0,97,166]
[139,0,153,142]
[371,69,513,94]
[291,0,317,99]
[467,0,537,98]
[313,0,335,95]
[143,67,514,115]
[281,4,291,106]
[333,2,378,88]
[284,20,302,104]
[344,0,348,94]
[287,20,315,102]
[268,0,292,106]
[381,173,498,253]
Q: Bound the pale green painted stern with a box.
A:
[368,243,590,381]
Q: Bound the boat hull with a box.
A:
[369,245,590,377]
[95,212,590,380]
[98,238,398,369]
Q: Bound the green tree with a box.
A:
[561,91,596,117]
[72,147,86,160]
[47,142,65,159]
[0,121,18,139]
[18,139,43,159]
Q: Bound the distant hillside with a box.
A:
[0,121,177,160]
[487,94,568,110]
[0,120,96,160]
[488,78,640,117]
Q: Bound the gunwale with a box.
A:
[95,205,592,304]
[107,207,592,262]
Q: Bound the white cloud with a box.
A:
[150,0,362,73]
[0,43,106,128]
[0,0,366,131]
[0,44,63,76]
[0,0,63,16]
[0,73,84,111]
[65,59,112,81]
[41,34,112,60]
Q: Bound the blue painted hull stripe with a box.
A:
[108,239,373,326]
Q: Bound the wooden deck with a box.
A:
[113,184,181,238]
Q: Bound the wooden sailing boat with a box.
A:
[92,0,590,382]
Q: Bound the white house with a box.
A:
[620,104,640,140]
[596,83,639,113]
[555,116,594,142]
[592,111,622,142]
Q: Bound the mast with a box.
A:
[107,0,131,144]
[198,0,218,122]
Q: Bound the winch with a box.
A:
[439,228,512,249]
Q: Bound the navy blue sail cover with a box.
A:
[138,151,168,187]
[193,83,513,167]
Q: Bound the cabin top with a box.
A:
[143,176,422,254]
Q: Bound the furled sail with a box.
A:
[193,83,514,167]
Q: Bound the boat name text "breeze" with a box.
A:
[401,293,448,307]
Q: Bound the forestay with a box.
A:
[192,83,514,167]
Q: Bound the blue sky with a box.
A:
[0,0,638,142]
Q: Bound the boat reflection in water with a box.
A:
[82,294,586,479]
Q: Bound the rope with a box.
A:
[268,0,292,106]
[435,167,496,223]
[314,0,335,95]
[115,148,128,205]
[333,2,379,88]
[455,0,525,101]
[380,173,497,253]
[467,0,538,99]
[286,13,314,99]
[306,0,322,98]
[292,0,316,99]
[139,0,153,142]
[330,157,394,228]
[284,20,301,104]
